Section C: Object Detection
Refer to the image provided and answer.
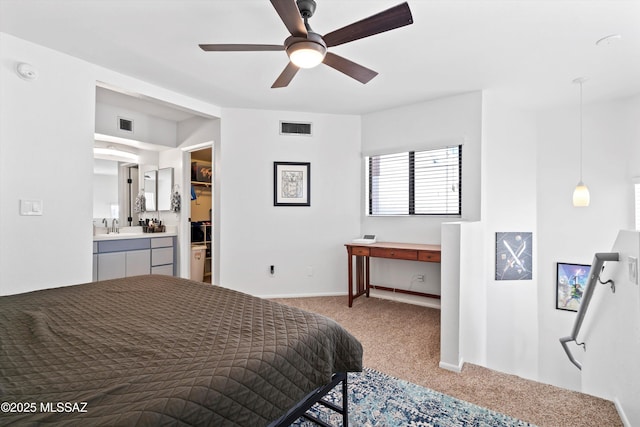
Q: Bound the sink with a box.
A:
[94,231,145,239]
[94,226,145,239]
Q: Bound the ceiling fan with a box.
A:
[199,0,413,88]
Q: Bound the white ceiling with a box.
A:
[2,0,639,115]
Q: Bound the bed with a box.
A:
[0,275,363,425]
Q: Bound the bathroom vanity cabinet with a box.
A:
[93,235,176,281]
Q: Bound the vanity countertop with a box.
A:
[93,231,177,241]
[93,225,177,241]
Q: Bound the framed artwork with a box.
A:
[556,262,591,312]
[273,162,310,206]
[495,232,533,280]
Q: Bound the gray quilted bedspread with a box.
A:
[0,275,362,426]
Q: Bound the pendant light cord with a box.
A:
[579,80,583,182]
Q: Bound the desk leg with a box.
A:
[347,250,369,307]
[365,256,370,298]
[347,250,353,307]
[356,256,364,300]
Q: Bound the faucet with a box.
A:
[102,218,109,234]
[111,218,119,234]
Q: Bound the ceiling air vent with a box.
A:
[118,117,134,133]
[280,121,312,136]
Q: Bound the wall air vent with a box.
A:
[118,117,134,133]
[280,121,312,136]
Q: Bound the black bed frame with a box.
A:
[268,372,348,427]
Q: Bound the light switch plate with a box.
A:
[20,199,43,216]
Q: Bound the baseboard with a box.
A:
[259,291,348,299]
[614,397,631,427]
[439,358,464,373]
[370,289,441,309]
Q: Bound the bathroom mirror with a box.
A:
[93,159,139,225]
[93,159,120,220]
[157,167,174,211]
[144,170,157,212]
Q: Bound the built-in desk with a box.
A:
[345,242,442,307]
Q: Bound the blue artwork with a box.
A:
[556,262,591,312]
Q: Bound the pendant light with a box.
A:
[572,77,590,207]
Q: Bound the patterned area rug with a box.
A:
[293,368,536,426]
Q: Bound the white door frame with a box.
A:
[180,141,215,282]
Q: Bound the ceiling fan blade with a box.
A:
[323,2,413,47]
[199,44,284,52]
[270,0,307,37]
[272,62,300,88]
[323,52,378,84]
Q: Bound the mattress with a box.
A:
[0,275,362,426]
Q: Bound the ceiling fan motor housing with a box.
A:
[296,0,317,18]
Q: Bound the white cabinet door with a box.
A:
[152,247,173,266]
[97,252,126,280]
[126,249,151,277]
[151,264,174,276]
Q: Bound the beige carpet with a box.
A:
[272,295,622,427]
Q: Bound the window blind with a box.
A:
[368,145,461,216]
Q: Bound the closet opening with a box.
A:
[189,148,213,283]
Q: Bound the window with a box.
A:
[367,145,462,216]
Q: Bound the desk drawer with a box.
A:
[370,247,418,260]
[351,247,370,256]
[418,251,441,262]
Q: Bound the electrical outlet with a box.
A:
[269,265,275,277]
[306,266,313,277]
[416,274,425,282]
[628,257,638,284]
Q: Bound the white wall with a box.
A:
[360,92,483,304]
[536,96,634,391]
[218,108,361,297]
[458,221,486,367]
[581,230,640,426]
[440,222,462,371]
[480,93,539,380]
[95,102,178,148]
[0,33,95,295]
[0,32,221,295]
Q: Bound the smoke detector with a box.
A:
[16,63,38,81]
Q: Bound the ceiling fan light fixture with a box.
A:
[287,41,326,68]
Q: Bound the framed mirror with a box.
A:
[93,159,139,225]
[144,170,157,212]
[157,167,174,211]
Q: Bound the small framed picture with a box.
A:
[273,162,310,206]
[495,232,533,280]
[556,262,591,312]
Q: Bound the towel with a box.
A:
[171,191,181,213]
